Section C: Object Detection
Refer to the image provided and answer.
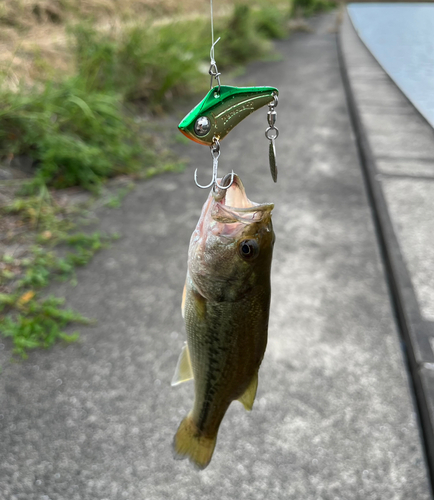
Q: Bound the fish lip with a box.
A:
[212,174,274,222]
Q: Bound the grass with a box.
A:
[292,0,337,17]
[0,78,156,192]
[0,186,120,358]
[71,20,209,110]
[104,182,135,208]
[216,4,272,68]
[69,6,289,108]
[1,297,85,357]
[253,5,291,40]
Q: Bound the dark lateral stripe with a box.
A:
[196,317,229,431]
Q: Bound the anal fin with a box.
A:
[171,343,193,387]
[237,372,258,411]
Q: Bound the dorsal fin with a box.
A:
[171,343,193,386]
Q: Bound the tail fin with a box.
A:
[173,414,217,470]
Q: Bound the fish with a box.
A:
[178,85,278,146]
[171,173,275,469]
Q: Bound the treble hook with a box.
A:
[194,138,234,190]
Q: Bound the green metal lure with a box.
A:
[179,84,280,188]
[179,85,278,146]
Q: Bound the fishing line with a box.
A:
[210,0,215,62]
[209,0,220,64]
[209,0,221,90]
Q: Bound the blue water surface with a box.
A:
[348,3,434,128]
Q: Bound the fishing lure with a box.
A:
[178,2,280,189]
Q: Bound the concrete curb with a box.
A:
[337,9,434,488]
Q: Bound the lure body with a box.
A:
[179,85,278,146]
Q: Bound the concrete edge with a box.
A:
[336,11,434,489]
[346,6,434,131]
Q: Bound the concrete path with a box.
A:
[340,7,434,484]
[0,12,431,500]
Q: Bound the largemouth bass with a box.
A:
[172,174,275,469]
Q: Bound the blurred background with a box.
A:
[1,1,434,499]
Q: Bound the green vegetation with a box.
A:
[71,21,209,109]
[0,79,151,192]
[253,5,291,40]
[217,4,272,67]
[0,188,119,358]
[104,183,135,208]
[292,0,336,17]
[1,297,85,358]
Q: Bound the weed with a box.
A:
[104,183,135,208]
[1,295,88,359]
[71,20,208,109]
[0,78,157,191]
[121,21,207,106]
[292,0,336,17]
[139,159,186,180]
[253,5,290,40]
[70,5,290,107]
[0,231,114,358]
[4,184,75,236]
[0,186,117,358]
[70,22,119,93]
[217,4,271,68]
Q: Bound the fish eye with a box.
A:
[238,239,259,260]
[194,116,211,136]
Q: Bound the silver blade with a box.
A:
[269,140,278,182]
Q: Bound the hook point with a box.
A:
[194,168,215,189]
[215,171,234,190]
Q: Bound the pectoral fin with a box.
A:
[237,372,258,411]
[171,343,193,386]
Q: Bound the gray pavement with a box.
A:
[0,12,431,500]
[341,7,434,482]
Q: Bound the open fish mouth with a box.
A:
[211,174,274,224]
